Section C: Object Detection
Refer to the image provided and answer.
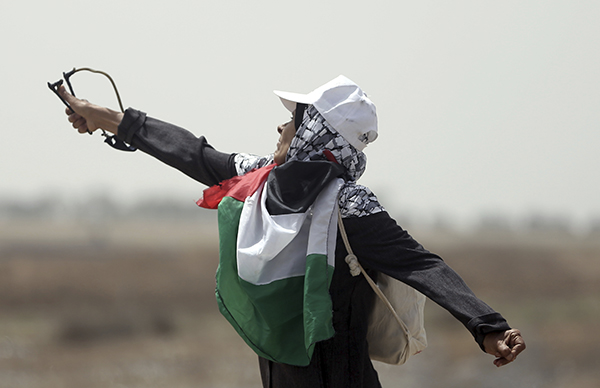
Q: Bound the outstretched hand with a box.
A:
[58,85,123,135]
[483,329,526,367]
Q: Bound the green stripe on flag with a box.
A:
[215,196,335,366]
[303,254,335,352]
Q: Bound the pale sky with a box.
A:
[1,0,599,229]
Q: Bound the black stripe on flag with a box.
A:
[266,161,346,215]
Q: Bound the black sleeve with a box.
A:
[116,108,238,186]
[342,212,511,350]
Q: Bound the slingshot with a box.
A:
[47,67,136,152]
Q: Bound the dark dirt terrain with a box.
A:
[1,219,599,387]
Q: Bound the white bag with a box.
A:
[366,273,427,365]
[337,211,427,365]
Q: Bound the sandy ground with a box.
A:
[1,219,599,387]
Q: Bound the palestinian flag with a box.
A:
[198,160,346,366]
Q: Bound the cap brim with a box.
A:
[273,90,315,112]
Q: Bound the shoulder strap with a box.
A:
[337,210,412,339]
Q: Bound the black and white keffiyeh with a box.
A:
[234,105,384,218]
[234,153,274,175]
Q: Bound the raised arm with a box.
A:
[59,86,237,186]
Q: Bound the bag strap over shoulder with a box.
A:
[336,210,412,341]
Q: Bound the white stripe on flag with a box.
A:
[236,178,343,285]
[237,181,308,285]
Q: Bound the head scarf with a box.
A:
[287,105,366,181]
[234,105,384,218]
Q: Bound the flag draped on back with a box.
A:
[198,160,346,366]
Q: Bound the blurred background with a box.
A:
[1,0,599,387]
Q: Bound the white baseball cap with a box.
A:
[273,75,378,151]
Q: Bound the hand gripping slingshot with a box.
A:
[47,67,136,152]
